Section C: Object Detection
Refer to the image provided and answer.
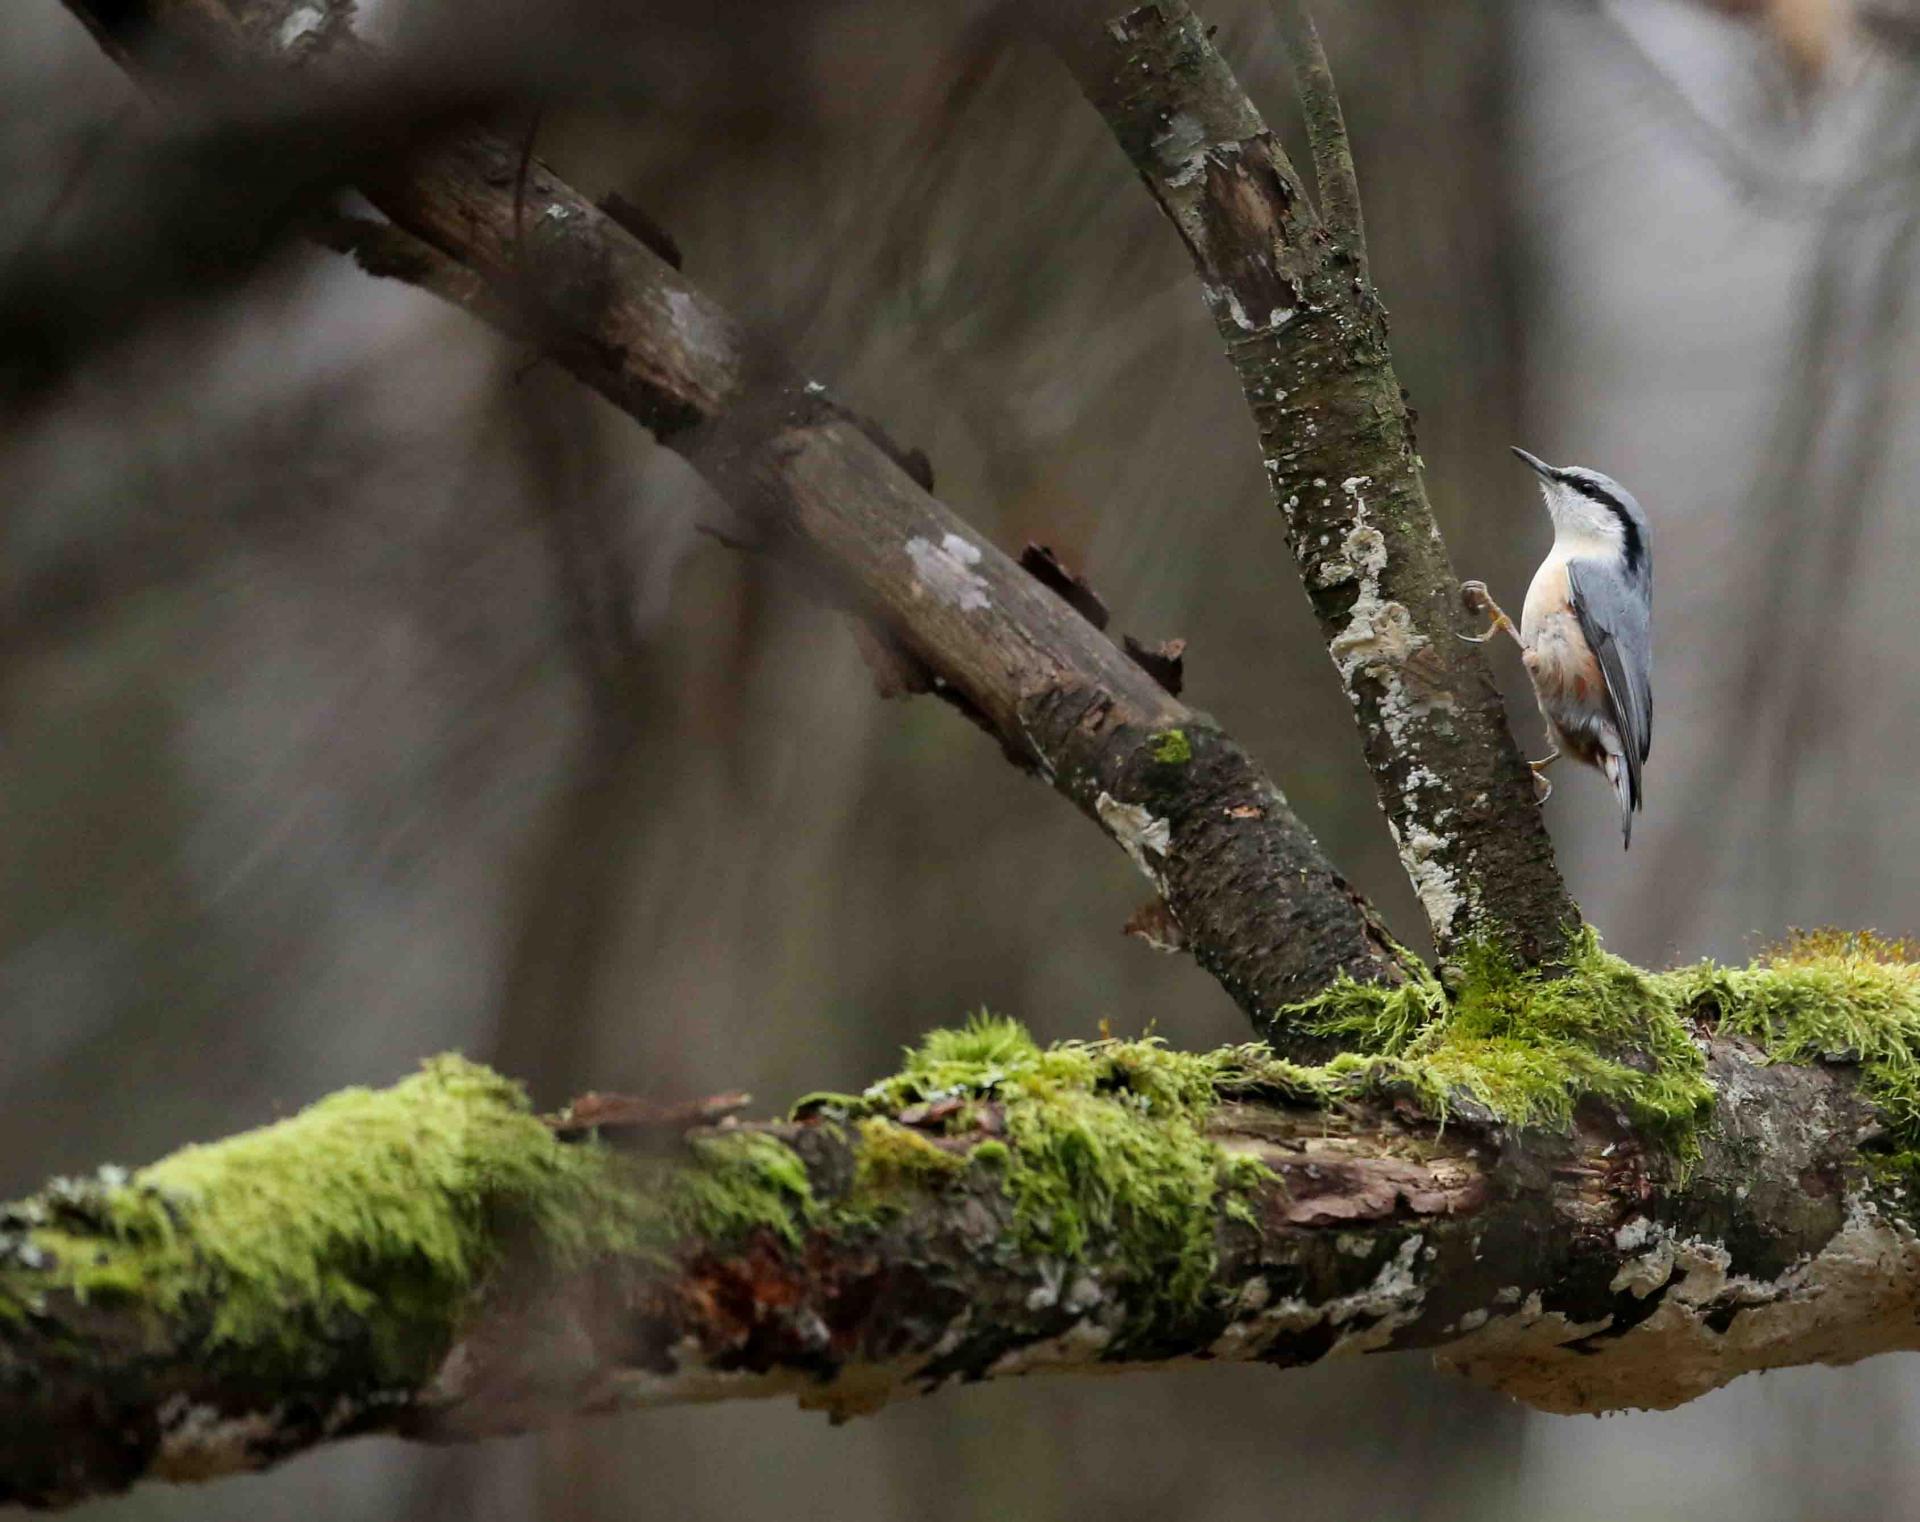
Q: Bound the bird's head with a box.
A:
[1511,447,1649,577]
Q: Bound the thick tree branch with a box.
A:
[9,944,1920,1508]
[1046,2,1580,969]
[53,0,1416,1031]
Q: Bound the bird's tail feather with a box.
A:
[1605,750,1634,849]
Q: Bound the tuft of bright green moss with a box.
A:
[850,1013,1265,1321]
[849,1116,970,1213]
[1277,925,1920,1165]
[647,1130,815,1251]
[1149,728,1192,766]
[1,1057,818,1381]
[2,1057,663,1381]
[1288,931,1715,1152]
[1659,929,1920,1153]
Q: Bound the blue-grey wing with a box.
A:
[1567,559,1652,808]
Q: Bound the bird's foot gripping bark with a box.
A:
[1530,748,1560,802]
[1458,579,1522,648]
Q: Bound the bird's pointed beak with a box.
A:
[1510,446,1556,480]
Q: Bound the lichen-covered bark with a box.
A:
[1047,1,1580,968]
[7,986,1920,1510]
[57,0,1412,1028]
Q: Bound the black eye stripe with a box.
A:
[1562,474,1622,510]
[1559,473,1646,576]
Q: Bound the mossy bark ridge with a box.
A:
[8,939,1920,1508]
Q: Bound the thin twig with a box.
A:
[1270,0,1367,274]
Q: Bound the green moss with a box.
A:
[646,1130,815,1251]
[1660,930,1920,1153]
[846,1014,1268,1324]
[1148,728,1192,766]
[849,1116,970,1211]
[2,1057,818,1381]
[3,1057,658,1382]
[1283,930,1714,1151]
[1276,926,1920,1166]
[10,929,1915,1380]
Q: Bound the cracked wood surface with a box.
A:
[1047,0,1581,968]
[57,0,1416,1026]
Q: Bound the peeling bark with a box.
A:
[55,0,1412,1028]
[4,1036,1918,1509]
[1047,1,1580,968]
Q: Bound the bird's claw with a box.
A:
[1458,579,1521,646]
[1529,749,1559,802]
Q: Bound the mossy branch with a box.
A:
[8,938,1920,1509]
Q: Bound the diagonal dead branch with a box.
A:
[1045,1,1580,971]
[55,0,1416,1034]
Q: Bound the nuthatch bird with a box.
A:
[1462,447,1653,847]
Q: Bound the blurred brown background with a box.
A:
[7,0,1920,1517]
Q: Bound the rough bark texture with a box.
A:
[56,0,1414,1030]
[4,1030,1917,1510]
[1048,1,1580,968]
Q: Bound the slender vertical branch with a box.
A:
[1271,0,1367,278]
[1046,0,1579,969]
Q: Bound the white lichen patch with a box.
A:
[1322,476,1468,936]
[1396,825,1464,942]
[1609,1216,1677,1298]
[987,1314,1120,1379]
[1314,554,1357,589]
[1325,479,1416,684]
[1327,596,1420,679]
[905,533,991,613]
[275,1,334,51]
[1096,792,1172,883]
[153,1396,284,1482]
[1220,289,1255,332]
[1152,111,1210,185]
[1208,1235,1427,1362]
[1436,1196,1920,1414]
